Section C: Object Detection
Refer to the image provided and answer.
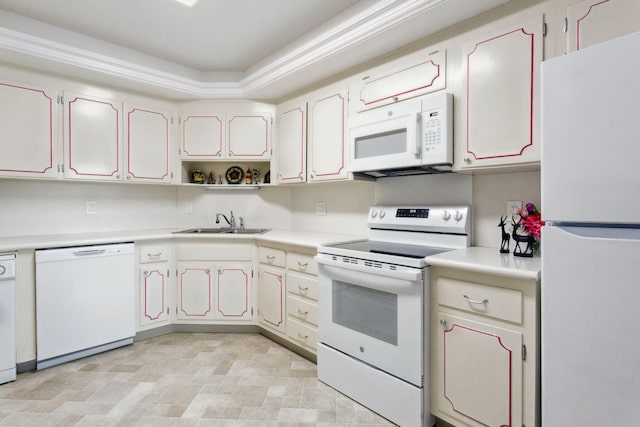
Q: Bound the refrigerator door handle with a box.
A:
[550,225,640,241]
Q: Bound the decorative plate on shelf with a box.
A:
[225,166,244,184]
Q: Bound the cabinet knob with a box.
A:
[463,157,472,164]
[440,319,447,327]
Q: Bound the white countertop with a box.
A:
[426,246,541,281]
[0,228,364,253]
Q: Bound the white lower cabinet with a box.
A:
[430,267,539,427]
[137,243,172,330]
[257,245,319,354]
[176,243,254,323]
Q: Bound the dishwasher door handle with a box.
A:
[73,249,107,256]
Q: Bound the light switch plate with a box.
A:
[184,202,193,214]
[316,201,327,216]
[86,200,97,215]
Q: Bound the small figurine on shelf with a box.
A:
[190,169,204,184]
[252,169,261,184]
[498,215,510,254]
[245,167,252,184]
[206,172,216,184]
[218,174,223,185]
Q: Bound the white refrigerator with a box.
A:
[541,32,640,426]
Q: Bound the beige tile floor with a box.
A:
[0,333,396,426]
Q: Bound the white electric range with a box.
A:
[316,205,470,426]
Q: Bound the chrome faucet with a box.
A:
[215,211,244,229]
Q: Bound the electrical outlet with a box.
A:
[85,200,97,215]
[184,202,193,214]
[506,200,522,218]
[316,201,327,216]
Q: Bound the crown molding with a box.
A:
[0,0,480,100]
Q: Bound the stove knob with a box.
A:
[442,210,451,221]
[0,265,5,276]
[379,210,386,219]
[371,210,378,219]
[454,210,464,221]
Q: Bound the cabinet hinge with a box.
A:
[542,22,548,38]
[57,95,64,105]
[562,17,568,34]
[178,117,182,125]
[171,172,174,179]
[252,270,254,278]
[171,117,174,125]
[522,344,527,361]
[251,307,254,315]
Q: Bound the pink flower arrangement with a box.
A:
[515,202,545,241]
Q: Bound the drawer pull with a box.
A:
[297,332,309,339]
[147,252,162,259]
[297,309,308,316]
[297,285,309,292]
[266,255,275,262]
[463,295,489,305]
[298,261,308,268]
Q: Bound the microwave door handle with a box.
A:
[415,112,422,157]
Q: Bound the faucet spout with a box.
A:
[215,211,236,228]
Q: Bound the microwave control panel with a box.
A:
[420,92,453,165]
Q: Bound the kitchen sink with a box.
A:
[174,228,270,234]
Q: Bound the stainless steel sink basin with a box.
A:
[174,228,270,235]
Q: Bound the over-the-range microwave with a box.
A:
[348,91,453,178]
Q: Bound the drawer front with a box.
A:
[286,272,318,301]
[436,277,523,324]
[258,246,286,267]
[287,317,318,351]
[178,243,252,261]
[140,245,169,263]
[286,252,317,275]
[286,295,318,326]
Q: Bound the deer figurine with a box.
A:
[498,216,510,253]
[511,216,535,257]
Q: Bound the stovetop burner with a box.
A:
[328,240,451,259]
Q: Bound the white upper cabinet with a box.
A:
[227,112,272,160]
[455,14,543,170]
[179,103,273,161]
[276,98,307,184]
[307,86,349,182]
[124,103,174,184]
[64,92,122,180]
[0,80,59,179]
[353,47,446,113]
[567,0,640,52]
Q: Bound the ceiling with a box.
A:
[0,0,510,101]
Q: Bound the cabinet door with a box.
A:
[355,48,446,112]
[257,266,286,333]
[0,81,59,179]
[458,15,543,170]
[214,263,252,321]
[180,112,225,159]
[307,88,349,182]
[276,101,306,184]
[124,103,173,183]
[64,92,122,180]
[227,112,271,159]
[139,266,169,328]
[177,262,215,320]
[435,312,523,427]
[568,0,640,52]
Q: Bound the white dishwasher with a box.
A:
[35,243,135,369]
[0,254,16,384]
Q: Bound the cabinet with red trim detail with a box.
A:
[179,102,273,161]
[275,84,350,184]
[138,243,172,330]
[455,14,544,171]
[257,246,287,333]
[352,46,447,113]
[175,243,254,323]
[429,260,539,427]
[567,0,640,53]
[0,79,59,179]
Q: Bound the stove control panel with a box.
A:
[368,205,470,235]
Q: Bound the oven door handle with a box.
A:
[316,256,422,283]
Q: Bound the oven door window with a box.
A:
[332,281,398,345]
